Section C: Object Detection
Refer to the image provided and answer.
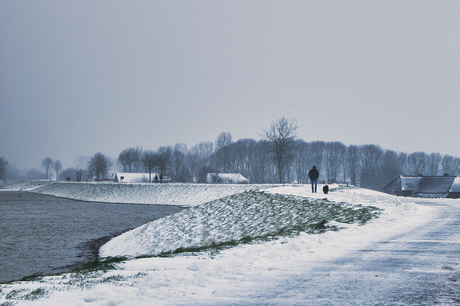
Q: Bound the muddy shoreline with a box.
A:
[53,229,131,274]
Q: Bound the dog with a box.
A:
[323,185,329,194]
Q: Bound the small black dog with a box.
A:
[323,185,329,194]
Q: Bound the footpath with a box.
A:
[228,200,460,305]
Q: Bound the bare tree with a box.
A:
[87,152,113,181]
[396,152,408,175]
[427,153,442,176]
[454,158,460,176]
[359,144,384,189]
[156,146,172,176]
[117,147,141,173]
[381,150,402,186]
[186,150,200,183]
[324,141,347,183]
[117,151,130,172]
[171,143,190,182]
[309,141,326,173]
[441,155,460,176]
[188,142,214,182]
[141,151,157,183]
[75,156,90,182]
[234,139,274,183]
[53,160,62,181]
[0,157,7,184]
[345,145,360,185]
[292,140,310,184]
[41,157,54,180]
[214,132,233,172]
[261,117,298,183]
[230,138,254,179]
[215,132,233,150]
[407,152,428,175]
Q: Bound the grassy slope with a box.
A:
[101,190,381,257]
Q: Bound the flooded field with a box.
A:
[0,191,186,283]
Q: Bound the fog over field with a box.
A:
[1,1,459,173]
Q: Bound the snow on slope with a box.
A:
[100,187,381,257]
[0,180,53,191]
[29,182,277,206]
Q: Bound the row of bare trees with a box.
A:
[112,117,460,190]
[23,118,458,189]
[40,157,63,180]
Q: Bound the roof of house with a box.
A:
[114,173,157,183]
[382,176,420,191]
[206,173,249,183]
[382,175,458,197]
[415,176,456,195]
[450,177,460,192]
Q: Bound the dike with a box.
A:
[28,182,280,207]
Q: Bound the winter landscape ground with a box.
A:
[1,182,459,305]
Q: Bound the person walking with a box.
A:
[308,166,319,193]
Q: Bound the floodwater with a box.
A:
[0,191,187,283]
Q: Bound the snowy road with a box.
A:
[219,201,460,305]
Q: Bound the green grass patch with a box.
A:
[135,191,382,258]
[71,256,128,274]
[5,289,27,300]
[22,287,47,301]
[2,287,47,303]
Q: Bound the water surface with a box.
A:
[0,191,186,283]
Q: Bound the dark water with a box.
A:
[0,191,187,283]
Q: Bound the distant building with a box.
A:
[114,173,157,183]
[382,175,460,198]
[206,173,249,184]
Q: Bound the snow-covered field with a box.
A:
[0,183,446,305]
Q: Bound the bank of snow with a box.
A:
[0,180,53,191]
[0,185,438,306]
[100,188,381,258]
[28,182,276,206]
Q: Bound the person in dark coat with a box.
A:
[308,166,319,193]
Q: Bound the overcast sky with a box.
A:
[1,1,459,171]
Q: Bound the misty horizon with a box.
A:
[5,131,459,186]
[1,1,459,172]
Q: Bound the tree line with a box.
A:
[78,118,460,190]
[2,118,460,190]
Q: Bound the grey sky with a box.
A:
[1,1,459,171]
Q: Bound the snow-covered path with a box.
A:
[215,200,460,305]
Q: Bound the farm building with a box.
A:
[114,173,158,183]
[206,173,249,184]
[382,175,460,198]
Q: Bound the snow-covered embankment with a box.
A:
[27,182,277,206]
[100,187,382,257]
